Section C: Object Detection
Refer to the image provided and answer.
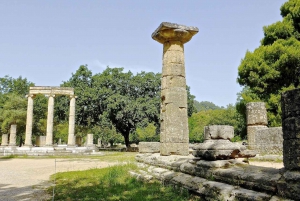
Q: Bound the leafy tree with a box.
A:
[193,100,221,112]
[189,105,241,143]
[237,0,300,126]
[136,123,158,142]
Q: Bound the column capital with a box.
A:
[25,94,36,98]
[70,95,78,99]
[152,22,198,44]
[45,94,56,98]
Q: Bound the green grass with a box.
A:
[48,163,201,201]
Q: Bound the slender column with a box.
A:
[9,124,17,146]
[152,22,198,156]
[1,134,8,146]
[24,94,35,147]
[45,94,55,146]
[67,95,77,146]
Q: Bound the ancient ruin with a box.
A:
[152,22,198,156]
[246,102,283,155]
[192,125,256,160]
[24,87,77,148]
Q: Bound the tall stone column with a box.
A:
[24,94,35,147]
[278,88,300,200]
[152,22,198,156]
[1,134,8,146]
[9,124,17,146]
[45,94,55,146]
[246,102,268,149]
[67,95,76,146]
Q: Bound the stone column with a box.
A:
[67,95,76,146]
[278,88,300,200]
[86,134,94,147]
[24,94,35,147]
[9,124,17,146]
[45,94,55,146]
[246,102,268,149]
[1,134,8,146]
[152,22,198,156]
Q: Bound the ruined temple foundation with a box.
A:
[246,102,268,149]
[152,22,198,156]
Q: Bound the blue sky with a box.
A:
[0,0,287,107]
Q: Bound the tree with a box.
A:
[189,105,241,143]
[193,100,221,112]
[237,0,300,126]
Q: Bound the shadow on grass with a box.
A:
[49,164,201,201]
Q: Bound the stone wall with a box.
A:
[255,127,283,155]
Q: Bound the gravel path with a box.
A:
[0,158,118,201]
[0,157,284,201]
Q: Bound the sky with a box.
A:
[0,0,287,107]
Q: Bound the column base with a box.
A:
[160,142,189,156]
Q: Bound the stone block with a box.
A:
[247,125,268,149]
[255,127,283,155]
[162,63,185,77]
[36,136,46,147]
[152,22,199,44]
[161,76,186,90]
[204,125,234,140]
[246,102,268,126]
[1,134,8,146]
[163,88,187,106]
[281,88,300,119]
[277,170,300,200]
[193,139,241,150]
[139,142,160,153]
[163,49,185,64]
[282,117,300,140]
[160,142,189,156]
[163,41,184,52]
[87,134,94,146]
[283,139,300,170]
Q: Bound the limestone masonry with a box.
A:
[152,22,198,156]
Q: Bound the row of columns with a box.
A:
[24,94,77,147]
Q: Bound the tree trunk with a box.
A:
[124,133,130,149]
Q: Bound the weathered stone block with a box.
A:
[36,136,46,147]
[255,127,283,155]
[204,125,234,140]
[139,142,160,153]
[152,22,199,44]
[1,134,8,146]
[283,139,300,170]
[162,88,187,106]
[281,88,300,119]
[246,102,268,126]
[163,49,185,64]
[163,41,184,52]
[282,117,300,140]
[247,125,268,149]
[160,142,189,156]
[161,77,186,90]
[162,63,185,77]
[277,170,300,200]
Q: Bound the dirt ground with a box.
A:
[0,157,284,201]
[0,158,118,201]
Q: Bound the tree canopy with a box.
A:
[237,0,300,126]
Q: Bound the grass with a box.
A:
[48,163,201,201]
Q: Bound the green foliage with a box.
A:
[237,0,300,127]
[189,104,243,142]
[187,86,197,116]
[193,100,221,112]
[136,123,158,142]
[50,163,200,201]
